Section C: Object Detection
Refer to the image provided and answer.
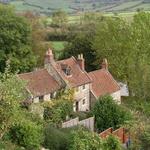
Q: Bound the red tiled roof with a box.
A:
[19,69,61,97]
[88,69,120,97]
[56,57,92,87]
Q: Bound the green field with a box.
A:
[108,0,143,11]
[51,41,65,51]
[44,41,66,59]
[8,0,150,15]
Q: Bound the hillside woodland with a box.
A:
[0,3,150,150]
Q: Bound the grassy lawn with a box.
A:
[44,41,67,59]
[46,15,81,25]
[51,41,66,51]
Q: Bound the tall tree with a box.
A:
[128,12,150,98]
[23,11,50,67]
[64,31,97,71]
[93,17,132,80]
[0,68,26,139]
[0,5,37,73]
[51,10,68,28]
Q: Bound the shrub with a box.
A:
[0,140,24,150]
[43,89,74,126]
[68,127,103,150]
[92,95,132,132]
[103,135,122,150]
[9,120,43,150]
[139,126,150,150]
[44,125,70,150]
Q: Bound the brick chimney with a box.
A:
[44,48,54,64]
[101,58,108,70]
[77,54,85,70]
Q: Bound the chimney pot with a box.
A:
[77,53,85,70]
[44,48,54,64]
[101,58,108,70]
[78,54,81,59]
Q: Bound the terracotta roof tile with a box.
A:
[19,69,61,97]
[56,57,92,87]
[88,69,120,97]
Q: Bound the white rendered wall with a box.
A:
[33,97,39,103]
[111,90,121,104]
[44,94,51,101]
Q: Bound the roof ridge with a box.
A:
[88,68,104,74]
[90,68,120,89]
[56,56,74,63]
[104,69,120,90]
[19,68,46,76]
[71,56,92,83]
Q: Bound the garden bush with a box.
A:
[92,95,132,132]
[9,120,43,150]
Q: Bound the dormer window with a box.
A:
[65,66,71,76]
[61,64,72,76]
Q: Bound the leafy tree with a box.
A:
[80,12,103,25]
[9,118,43,150]
[92,95,132,132]
[92,17,132,81]
[63,13,105,71]
[0,68,26,139]
[23,11,50,67]
[103,135,122,150]
[68,127,103,150]
[128,12,150,98]
[64,31,97,71]
[51,10,68,28]
[0,4,37,73]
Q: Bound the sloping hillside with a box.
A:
[2,0,150,14]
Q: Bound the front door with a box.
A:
[76,101,79,112]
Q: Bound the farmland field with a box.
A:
[107,0,143,11]
[6,0,150,15]
[43,41,66,59]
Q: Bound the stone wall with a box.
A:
[74,84,90,111]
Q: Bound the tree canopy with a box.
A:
[0,68,26,139]
[0,5,37,73]
[92,95,132,132]
[93,12,150,98]
[51,10,68,28]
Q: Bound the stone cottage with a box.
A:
[19,48,121,111]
